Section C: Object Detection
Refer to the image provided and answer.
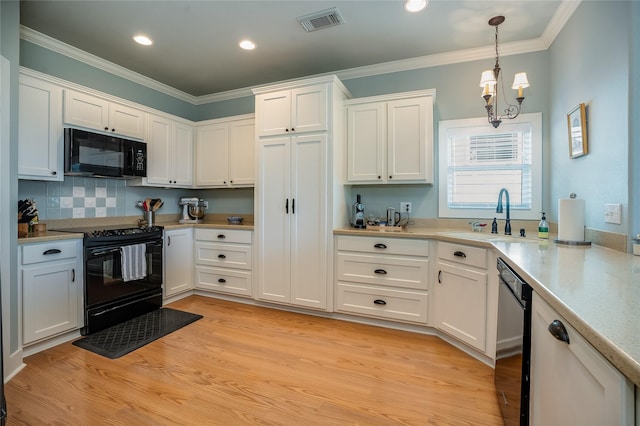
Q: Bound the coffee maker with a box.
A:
[350,194,366,229]
[179,197,207,224]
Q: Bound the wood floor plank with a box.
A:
[5,296,503,425]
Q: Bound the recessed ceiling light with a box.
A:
[239,40,256,50]
[404,0,428,13]
[133,35,153,46]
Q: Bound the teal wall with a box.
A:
[549,2,631,238]
[1,0,22,370]
[14,1,637,241]
[631,2,640,240]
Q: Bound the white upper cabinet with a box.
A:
[195,115,255,188]
[63,89,146,139]
[255,84,327,137]
[145,114,193,187]
[345,90,434,184]
[18,73,64,181]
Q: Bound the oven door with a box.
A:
[85,239,163,308]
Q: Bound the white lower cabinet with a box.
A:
[194,228,253,297]
[164,228,194,298]
[19,239,83,345]
[434,242,494,354]
[530,292,633,426]
[335,235,429,324]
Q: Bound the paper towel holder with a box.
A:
[554,193,592,246]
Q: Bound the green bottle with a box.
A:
[538,212,549,239]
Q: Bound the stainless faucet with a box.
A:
[496,188,511,235]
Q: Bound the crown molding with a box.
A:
[20,26,198,104]
[540,0,582,48]
[20,1,578,105]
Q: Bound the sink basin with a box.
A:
[441,231,540,243]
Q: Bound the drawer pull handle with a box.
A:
[43,248,62,255]
[217,234,226,239]
[218,254,226,259]
[548,320,570,344]
[72,268,76,283]
[453,251,467,258]
[218,278,226,284]
[373,299,387,306]
[373,243,387,249]
[374,269,387,275]
[438,270,442,283]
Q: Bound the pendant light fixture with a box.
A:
[479,16,530,128]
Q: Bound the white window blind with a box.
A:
[438,113,542,219]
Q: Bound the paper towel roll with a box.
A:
[558,198,585,242]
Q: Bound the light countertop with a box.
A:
[335,226,640,387]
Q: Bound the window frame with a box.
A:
[438,113,542,220]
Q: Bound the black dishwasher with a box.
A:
[495,257,532,426]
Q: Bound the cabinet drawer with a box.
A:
[195,242,251,270]
[336,235,429,256]
[195,228,252,244]
[195,266,252,297]
[336,283,428,324]
[438,241,487,269]
[337,253,428,290]
[21,240,78,265]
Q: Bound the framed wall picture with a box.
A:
[567,103,588,158]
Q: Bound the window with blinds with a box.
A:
[438,113,542,219]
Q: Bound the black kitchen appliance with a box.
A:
[350,194,365,228]
[55,225,163,335]
[64,128,147,178]
[495,257,533,426]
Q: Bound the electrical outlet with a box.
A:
[203,201,209,209]
[604,203,621,224]
[400,202,412,213]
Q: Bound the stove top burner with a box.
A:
[85,226,163,238]
[53,225,164,240]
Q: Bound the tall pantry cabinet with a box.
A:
[253,76,350,310]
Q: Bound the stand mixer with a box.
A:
[179,197,207,224]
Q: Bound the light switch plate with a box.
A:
[604,203,622,224]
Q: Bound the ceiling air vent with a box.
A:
[297,7,345,32]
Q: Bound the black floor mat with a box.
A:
[72,308,203,359]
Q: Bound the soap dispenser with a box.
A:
[538,212,549,239]
[491,218,498,234]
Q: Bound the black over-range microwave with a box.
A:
[64,128,147,178]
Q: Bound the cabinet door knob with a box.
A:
[453,251,467,258]
[389,175,393,179]
[218,254,226,259]
[104,127,109,131]
[374,269,387,275]
[373,243,387,249]
[218,278,226,284]
[548,320,570,344]
[373,299,387,306]
[51,171,57,175]
[285,128,289,132]
[291,128,295,132]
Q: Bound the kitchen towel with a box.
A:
[558,197,585,242]
[121,243,147,282]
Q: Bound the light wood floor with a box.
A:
[5,296,503,425]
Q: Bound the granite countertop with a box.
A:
[335,226,640,387]
[17,220,254,244]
